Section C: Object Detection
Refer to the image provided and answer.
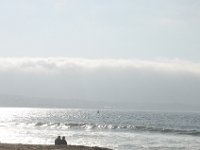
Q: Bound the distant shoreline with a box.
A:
[0,143,112,150]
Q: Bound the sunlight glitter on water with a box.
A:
[0,107,200,150]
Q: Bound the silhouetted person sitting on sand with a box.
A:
[61,136,67,145]
[55,136,61,145]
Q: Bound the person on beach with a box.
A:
[61,136,67,145]
[55,136,62,145]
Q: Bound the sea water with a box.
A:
[0,108,200,150]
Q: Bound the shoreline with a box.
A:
[0,143,112,150]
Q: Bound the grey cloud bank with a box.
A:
[0,57,200,74]
[0,57,200,111]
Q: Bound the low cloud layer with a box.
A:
[0,57,200,110]
[0,57,200,75]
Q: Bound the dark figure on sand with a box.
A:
[55,136,67,145]
[61,136,67,145]
[55,136,61,145]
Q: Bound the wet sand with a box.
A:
[0,143,112,150]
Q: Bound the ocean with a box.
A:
[0,108,200,150]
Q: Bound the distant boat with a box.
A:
[97,110,100,114]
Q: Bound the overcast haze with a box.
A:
[0,0,200,110]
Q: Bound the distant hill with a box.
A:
[0,94,111,108]
[0,94,199,111]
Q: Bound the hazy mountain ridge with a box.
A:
[0,94,199,111]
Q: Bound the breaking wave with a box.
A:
[31,122,200,136]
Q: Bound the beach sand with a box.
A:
[0,143,112,150]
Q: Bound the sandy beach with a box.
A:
[0,143,112,150]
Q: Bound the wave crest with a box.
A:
[31,122,200,136]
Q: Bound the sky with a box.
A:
[0,0,200,110]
